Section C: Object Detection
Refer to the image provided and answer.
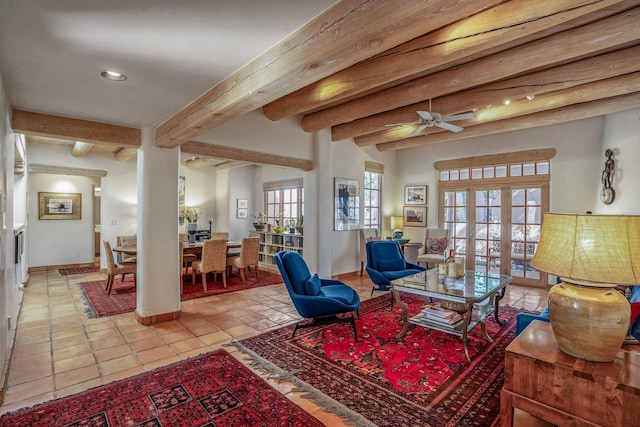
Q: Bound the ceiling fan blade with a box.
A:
[437,122,464,132]
[385,121,420,127]
[441,112,476,121]
[416,111,434,121]
[410,125,428,136]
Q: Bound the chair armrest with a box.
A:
[405,261,426,271]
[365,266,390,286]
[320,278,349,287]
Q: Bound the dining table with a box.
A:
[113,240,242,257]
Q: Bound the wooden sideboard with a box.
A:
[501,320,640,427]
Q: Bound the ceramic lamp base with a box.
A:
[549,281,630,362]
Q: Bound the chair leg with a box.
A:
[202,272,207,291]
[222,271,227,288]
[360,261,364,276]
[239,268,246,286]
[255,265,259,281]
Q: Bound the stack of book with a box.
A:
[420,304,463,325]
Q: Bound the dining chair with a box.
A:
[179,233,198,275]
[211,232,229,240]
[103,240,137,294]
[116,234,137,281]
[192,239,228,290]
[226,237,260,285]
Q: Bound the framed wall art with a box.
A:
[403,206,427,227]
[237,208,248,218]
[334,178,360,231]
[39,192,82,220]
[237,199,248,209]
[404,185,427,205]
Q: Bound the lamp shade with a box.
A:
[531,213,640,285]
[391,216,404,230]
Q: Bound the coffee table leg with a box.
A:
[393,289,410,340]
[462,304,473,361]
[493,287,506,325]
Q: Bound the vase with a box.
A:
[548,281,630,362]
[253,223,266,231]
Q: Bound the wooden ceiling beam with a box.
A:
[333,44,640,141]
[155,0,503,148]
[181,142,312,171]
[356,71,640,146]
[264,0,622,121]
[28,163,107,177]
[71,141,94,157]
[376,92,640,151]
[12,110,140,147]
[301,6,640,133]
[114,148,138,162]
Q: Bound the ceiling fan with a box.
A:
[387,100,476,136]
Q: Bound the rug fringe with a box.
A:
[77,283,98,318]
[226,341,378,427]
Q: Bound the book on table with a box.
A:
[421,304,463,324]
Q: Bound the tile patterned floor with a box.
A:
[0,267,549,425]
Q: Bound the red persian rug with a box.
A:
[234,293,522,427]
[0,349,323,427]
[80,272,283,317]
[57,265,100,275]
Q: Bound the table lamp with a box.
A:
[531,213,640,362]
[391,216,404,239]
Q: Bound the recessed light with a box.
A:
[100,70,127,81]
[526,95,535,101]
[503,99,511,105]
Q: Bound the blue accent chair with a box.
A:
[515,307,550,335]
[274,251,361,341]
[365,240,426,304]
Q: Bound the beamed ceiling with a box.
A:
[3,0,640,170]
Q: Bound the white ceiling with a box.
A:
[0,0,337,129]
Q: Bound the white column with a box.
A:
[136,127,180,321]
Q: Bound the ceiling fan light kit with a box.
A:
[389,99,477,137]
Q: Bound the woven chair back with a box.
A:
[211,232,229,240]
[103,240,116,272]
[201,239,227,271]
[238,237,260,267]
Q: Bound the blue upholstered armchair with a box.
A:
[274,251,361,341]
[365,240,426,300]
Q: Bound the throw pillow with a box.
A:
[426,237,447,254]
[368,236,382,242]
[304,274,322,296]
[378,258,406,271]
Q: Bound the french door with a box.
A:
[442,183,548,288]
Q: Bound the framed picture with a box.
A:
[334,178,360,231]
[404,206,427,227]
[237,199,248,209]
[404,185,427,205]
[39,192,82,220]
[237,208,248,219]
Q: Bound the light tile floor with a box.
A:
[0,267,549,425]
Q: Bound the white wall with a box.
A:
[396,117,607,222]
[28,173,99,267]
[596,107,640,214]
[178,162,217,232]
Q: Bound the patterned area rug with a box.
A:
[0,349,323,427]
[57,265,100,275]
[234,293,521,427]
[80,272,284,317]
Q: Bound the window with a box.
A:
[263,179,304,228]
[364,161,384,230]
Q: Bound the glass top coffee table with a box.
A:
[391,268,512,361]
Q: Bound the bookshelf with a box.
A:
[251,231,304,269]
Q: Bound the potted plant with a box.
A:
[296,215,304,235]
[180,207,201,233]
[252,213,267,231]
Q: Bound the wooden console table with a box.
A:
[501,320,640,426]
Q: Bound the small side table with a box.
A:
[402,242,422,264]
[501,320,640,426]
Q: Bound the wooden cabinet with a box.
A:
[501,320,640,426]
[252,231,303,268]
